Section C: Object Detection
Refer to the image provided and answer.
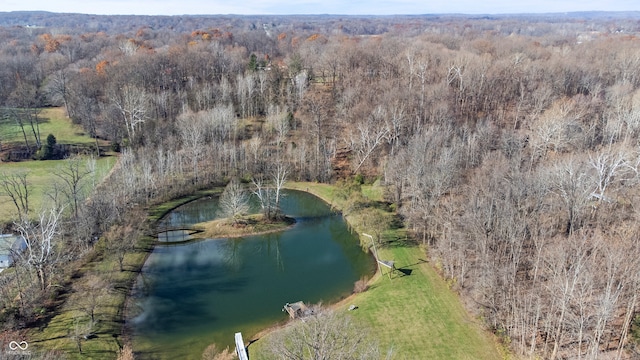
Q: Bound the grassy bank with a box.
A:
[248,181,504,360]
[147,188,224,223]
[26,243,152,358]
[25,188,224,359]
[25,181,502,359]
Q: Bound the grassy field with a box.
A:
[0,156,116,221]
[345,245,502,359]
[0,106,116,221]
[249,181,505,360]
[0,107,100,146]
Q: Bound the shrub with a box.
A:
[38,134,58,160]
[117,344,134,360]
[110,141,121,152]
[202,343,235,360]
[353,276,369,293]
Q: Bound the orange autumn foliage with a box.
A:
[38,33,72,53]
[96,60,110,76]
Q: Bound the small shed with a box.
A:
[0,234,26,269]
[283,301,313,319]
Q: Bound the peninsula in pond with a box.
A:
[194,213,296,239]
[191,177,295,238]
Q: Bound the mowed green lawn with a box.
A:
[252,244,502,360]
[250,182,504,360]
[0,107,101,146]
[0,156,116,220]
[0,107,115,221]
[345,245,501,359]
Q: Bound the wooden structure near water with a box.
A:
[235,332,249,360]
[283,301,312,319]
[378,259,396,280]
[362,233,396,280]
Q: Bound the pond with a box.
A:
[130,189,375,359]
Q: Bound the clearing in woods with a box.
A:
[0,107,115,221]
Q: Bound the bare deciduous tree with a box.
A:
[106,224,138,272]
[8,81,43,151]
[110,84,149,141]
[77,273,110,323]
[264,307,384,360]
[178,111,207,183]
[272,161,289,217]
[549,158,592,235]
[55,155,93,219]
[14,207,63,291]
[69,315,95,354]
[588,146,637,203]
[218,178,251,223]
[266,104,290,148]
[0,171,30,221]
[349,106,390,173]
[251,176,274,220]
[250,160,289,221]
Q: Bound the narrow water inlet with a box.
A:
[156,230,193,242]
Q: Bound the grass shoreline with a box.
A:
[24,182,503,359]
[20,187,222,358]
[245,182,504,360]
[120,188,227,351]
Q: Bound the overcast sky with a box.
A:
[3,0,640,16]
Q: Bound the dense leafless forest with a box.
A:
[3,11,640,359]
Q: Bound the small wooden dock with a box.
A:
[235,332,249,360]
[283,301,312,319]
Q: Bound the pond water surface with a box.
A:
[131,190,375,359]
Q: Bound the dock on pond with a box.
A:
[235,332,249,360]
[283,301,314,319]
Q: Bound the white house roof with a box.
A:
[0,234,26,269]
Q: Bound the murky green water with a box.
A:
[131,190,375,359]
